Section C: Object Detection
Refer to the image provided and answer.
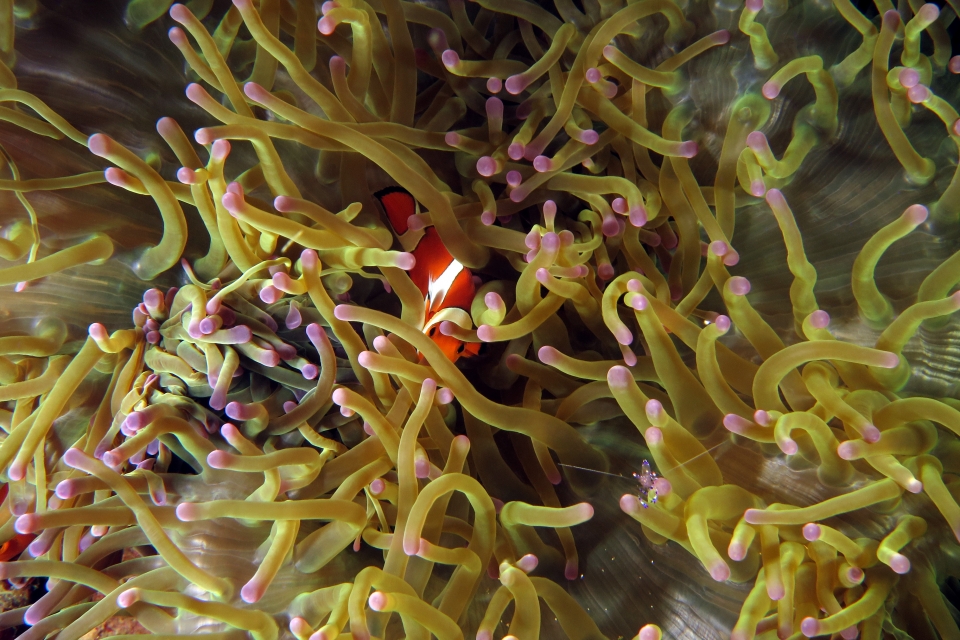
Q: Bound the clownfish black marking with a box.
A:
[375,187,481,363]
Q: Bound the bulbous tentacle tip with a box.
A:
[533,155,552,173]
[537,345,560,365]
[808,309,830,329]
[240,581,263,604]
[708,561,731,582]
[88,322,108,340]
[516,553,539,573]
[713,29,731,44]
[61,448,86,471]
[861,424,880,442]
[484,96,503,118]
[644,426,663,444]
[917,3,939,19]
[395,252,416,271]
[318,17,336,34]
[607,365,633,389]
[836,442,857,460]
[840,627,859,640]
[167,26,187,44]
[116,588,141,609]
[761,81,780,99]
[290,618,311,636]
[332,305,354,322]
[728,276,751,295]
[476,325,495,342]
[951,56,960,74]
[575,502,595,521]
[638,625,662,640]
[904,203,929,225]
[441,49,460,69]
[899,67,920,88]
[767,583,785,601]
[297,249,318,270]
[800,617,820,637]
[477,156,497,176]
[601,216,620,237]
[87,133,111,157]
[102,450,124,468]
[780,438,799,455]
[882,9,901,26]
[679,141,698,158]
[207,449,231,469]
[630,293,649,310]
[444,132,463,149]
[176,502,199,521]
[646,398,664,418]
[802,523,822,541]
[403,537,421,556]
[750,180,766,197]
[907,85,929,103]
[727,541,746,561]
[585,67,602,83]
[879,352,901,368]
[613,325,633,346]
[905,479,923,494]
[580,129,599,144]
[714,315,732,333]
[541,231,560,251]
[764,187,785,204]
[745,0,763,10]
[273,195,295,212]
[168,4,189,22]
[709,239,729,257]
[243,82,270,104]
[619,493,639,512]
[14,514,37,535]
[746,130,767,150]
[627,206,648,228]
[184,82,206,103]
[723,413,751,433]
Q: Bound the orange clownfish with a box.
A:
[0,483,34,562]
[375,187,482,363]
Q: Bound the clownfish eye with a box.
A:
[428,326,437,336]
[456,344,465,353]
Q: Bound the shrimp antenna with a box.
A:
[557,463,629,480]
[558,441,729,479]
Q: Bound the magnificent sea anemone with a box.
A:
[1,0,959,638]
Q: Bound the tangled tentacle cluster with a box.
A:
[1,0,960,638]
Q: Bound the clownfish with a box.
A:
[0,483,34,562]
[375,187,482,363]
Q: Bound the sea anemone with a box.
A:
[1,0,959,638]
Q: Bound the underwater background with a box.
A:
[2,0,960,638]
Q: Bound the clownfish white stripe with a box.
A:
[427,259,464,311]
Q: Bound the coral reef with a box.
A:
[1,0,960,638]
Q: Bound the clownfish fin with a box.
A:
[374,187,416,236]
